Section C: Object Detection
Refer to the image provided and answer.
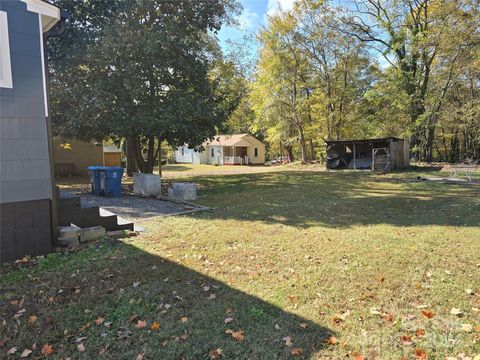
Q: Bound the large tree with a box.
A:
[49,0,239,173]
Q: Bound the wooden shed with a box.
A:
[103,144,122,167]
[325,137,410,171]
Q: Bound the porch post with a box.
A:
[353,142,356,170]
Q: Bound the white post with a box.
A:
[353,143,356,170]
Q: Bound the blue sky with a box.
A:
[217,0,296,58]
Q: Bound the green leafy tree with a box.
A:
[49,0,240,173]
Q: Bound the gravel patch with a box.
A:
[80,193,200,221]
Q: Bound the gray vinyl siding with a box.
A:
[0,0,52,204]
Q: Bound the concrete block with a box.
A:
[168,182,197,201]
[58,225,81,239]
[80,226,106,243]
[133,173,161,196]
[57,236,80,248]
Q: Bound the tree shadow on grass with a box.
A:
[0,240,333,359]
[186,170,480,229]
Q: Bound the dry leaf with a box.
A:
[41,343,53,357]
[209,348,223,359]
[27,315,38,324]
[274,324,280,331]
[79,322,90,331]
[225,329,244,341]
[353,355,365,360]
[460,324,473,332]
[415,328,425,338]
[224,317,234,324]
[161,340,168,347]
[94,317,105,325]
[369,307,382,315]
[400,335,413,346]
[135,353,144,360]
[421,310,435,319]
[383,313,394,322]
[291,348,303,356]
[77,343,85,352]
[151,321,160,331]
[20,349,32,357]
[325,336,337,345]
[415,348,428,359]
[450,308,463,316]
[203,286,210,292]
[299,322,309,329]
[283,336,293,347]
[135,320,147,329]
[0,337,11,348]
[7,347,17,354]
[209,294,217,300]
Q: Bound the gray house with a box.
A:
[0,0,64,263]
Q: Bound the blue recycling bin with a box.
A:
[87,166,105,195]
[101,166,124,197]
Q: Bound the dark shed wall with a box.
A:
[0,0,52,204]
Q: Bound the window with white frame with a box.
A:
[0,11,13,88]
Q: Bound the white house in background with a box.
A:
[174,134,266,165]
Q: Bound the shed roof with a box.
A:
[325,137,405,145]
[103,144,121,153]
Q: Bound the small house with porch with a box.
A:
[175,134,265,165]
[326,137,410,171]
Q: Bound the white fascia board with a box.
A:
[20,0,60,32]
[0,11,13,88]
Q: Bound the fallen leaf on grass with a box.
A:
[400,335,413,346]
[79,322,90,331]
[209,348,223,359]
[151,321,160,331]
[77,343,85,352]
[135,353,144,360]
[203,286,210,292]
[421,310,435,319]
[450,308,463,316]
[161,340,168,347]
[135,320,147,329]
[352,354,365,360]
[41,343,53,357]
[383,313,394,322]
[460,324,473,332]
[20,349,32,357]
[415,329,425,338]
[180,316,188,323]
[274,324,281,331]
[325,336,337,345]
[94,317,105,325]
[7,347,17,355]
[0,337,11,348]
[224,317,234,324]
[282,336,293,347]
[369,307,382,315]
[209,294,217,300]
[27,315,38,324]
[415,348,428,359]
[299,322,309,329]
[291,348,303,356]
[465,288,474,295]
[225,329,244,342]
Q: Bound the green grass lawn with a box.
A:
[1,167,479,359]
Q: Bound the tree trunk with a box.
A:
[126,136,138,176]
[285,144,294,162]
[309,139,315,161]
[298,126,307,163]
[157,137,162,177]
